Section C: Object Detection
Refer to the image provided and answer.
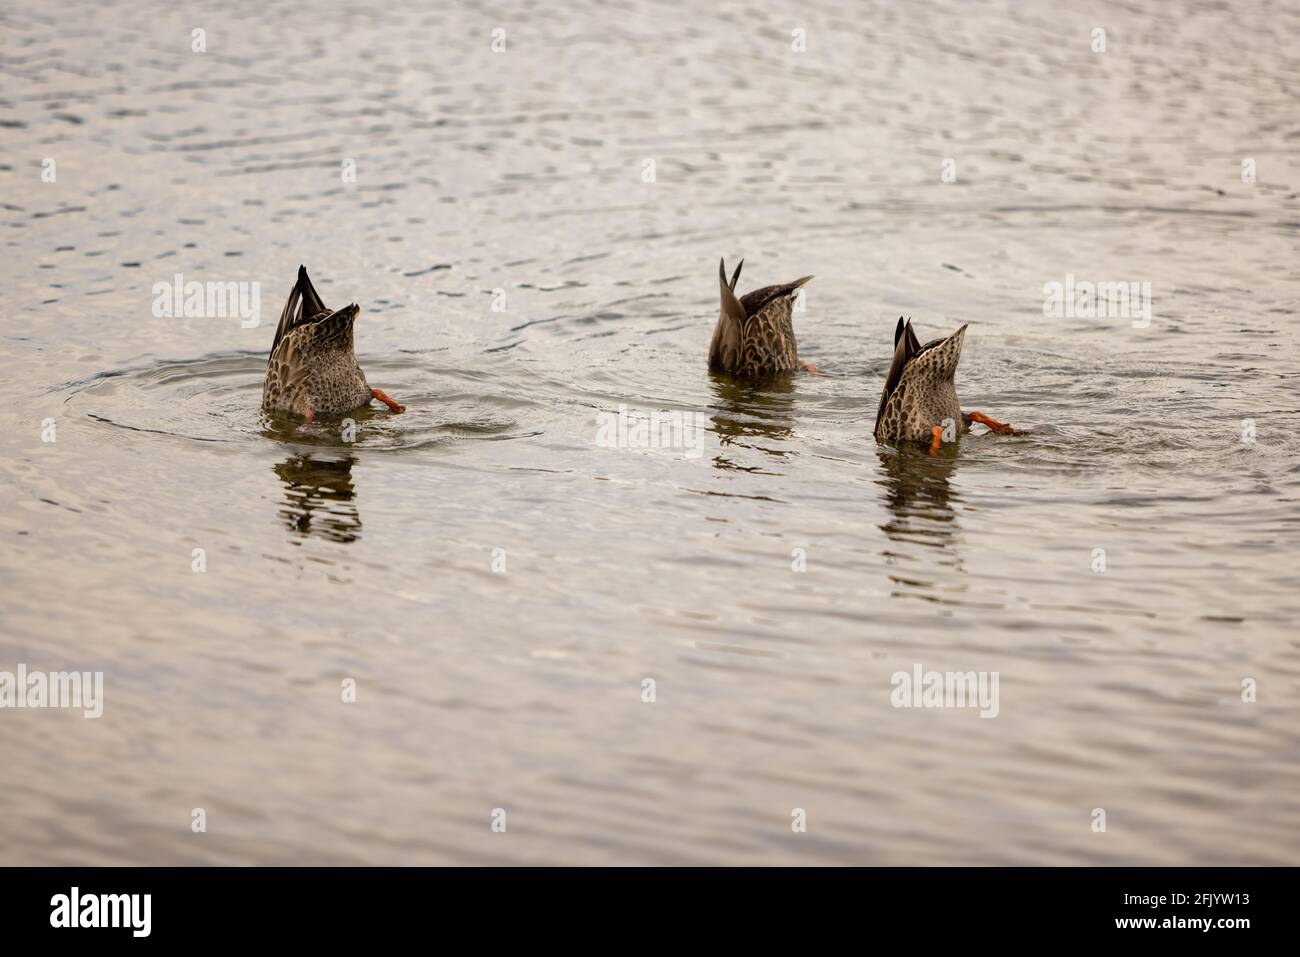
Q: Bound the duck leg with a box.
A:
[371,389,406,414]
[964,410,1020,435]
[800,360,820,375]
[929,425,943,455]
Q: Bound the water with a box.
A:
[2,0,1299,865]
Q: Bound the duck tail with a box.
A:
[876,317,916,432]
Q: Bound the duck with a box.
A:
[709,258,817,378]
[262,265,404,421]
[874,317,1019,454]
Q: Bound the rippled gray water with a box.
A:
[2,0,1299,864]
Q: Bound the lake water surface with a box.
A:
[2,0,1299,864]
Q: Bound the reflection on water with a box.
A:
[707,372,797,473]
[874,446,960,547]
[875,446,966,600]
[274,453,361,543]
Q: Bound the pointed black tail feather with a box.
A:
[269,266,332,359]
[296,265,327,322]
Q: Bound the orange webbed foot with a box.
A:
[967,411,1021,435]
[929,424,943,456]
[371,389,405,414]
[303,409,316,423]
[800,360,821,375]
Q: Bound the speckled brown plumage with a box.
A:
[709,258,813,379]
[262,266,375,418]
[874,318,969,444]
